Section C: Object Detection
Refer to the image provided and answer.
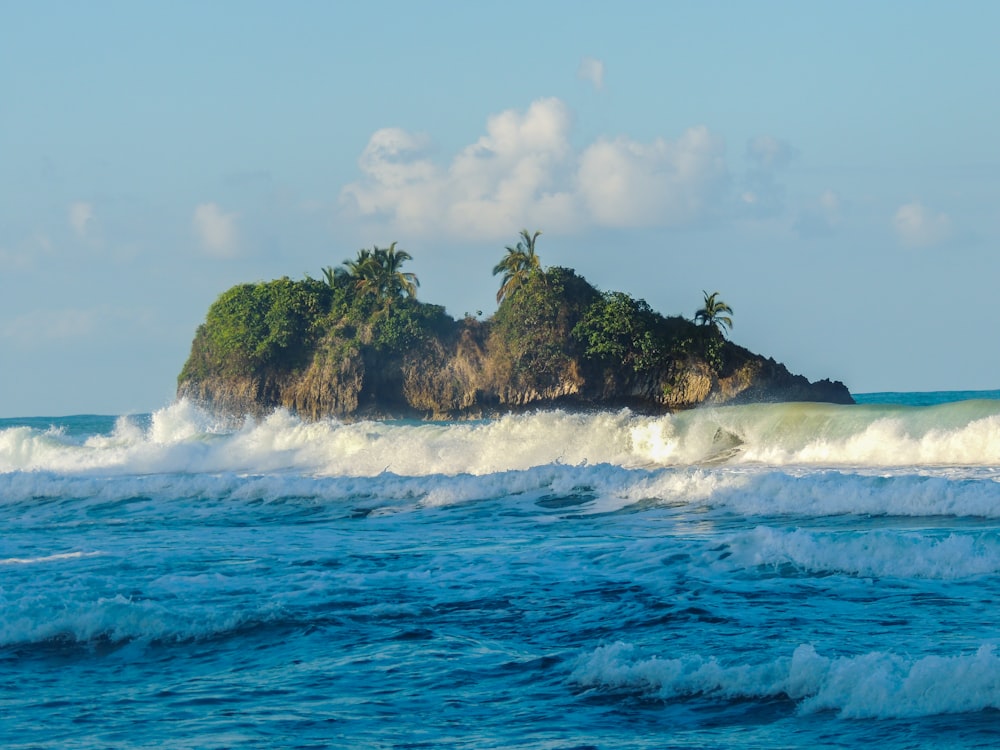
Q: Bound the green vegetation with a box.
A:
[490,266,600,386]
[574,291,666,372]
[180,231,752,414]
[695,290,734,336]
[180,277,332,381]
[492,229,542,303]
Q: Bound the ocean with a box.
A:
[3,393,1000,749]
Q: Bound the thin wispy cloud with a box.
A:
[741,136,797,217]
[746,135,797,170]
[577,56,605,91]
[794,189,845,238]
[69,201,95,239]
[193,202,239,257]
[892,201,952,247]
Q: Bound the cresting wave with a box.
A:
[2,398,1000,477]
[3,464,1000,519]
[719,526,1000,579]
[0,592,285,648]
[572,641,1000,719]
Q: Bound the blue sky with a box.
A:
[2,1,998,416]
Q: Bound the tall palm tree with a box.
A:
[374,242,420,301]
[344,242,419,305]
[493,229,542,304]
[321,265,350,288]
[695,290,734,336]
[343,248,374,280]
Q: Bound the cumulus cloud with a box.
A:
[193,203,239,256]
[578,127,728,227]
[343,98,579,238]
[69,201,95,238]
[892,201,952,247]
[577,57,605,90]
[341,98,729,239]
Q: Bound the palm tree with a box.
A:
[344,242,419,305]
[321,265,350,288]
[343,247,374,279]
[374,242,420,301]
[695,290,734,336]
[493,229,542,304]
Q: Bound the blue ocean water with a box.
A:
[3,393,1000,748]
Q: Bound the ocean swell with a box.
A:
[572,641,1000,718]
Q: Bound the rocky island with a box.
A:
[177,232,852,420]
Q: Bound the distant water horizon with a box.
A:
[5,387,1000,423]
[853,388,1000,406]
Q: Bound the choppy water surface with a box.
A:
[3,397,1000,748]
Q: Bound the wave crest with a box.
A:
[572,641,1000,718]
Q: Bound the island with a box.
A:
[177,232,853,420]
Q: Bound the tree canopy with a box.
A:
[337,243,420,305]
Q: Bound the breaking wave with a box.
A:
[572,641,1000,718]
[2,398,1000,478]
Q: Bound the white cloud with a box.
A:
[892,201,952,247]
[343,98,579,238]
[193,202,239,256]
[577,127,728,227]
[577,57,605,90]
[69,201,94,238]
[341,98,729,239]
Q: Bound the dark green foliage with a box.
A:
[573,291,667,372]
[180,277,332,380]
[180,270,454,387]
[669,323,730,374]
[695,290,734,336]
[369,298,453,353]
[179,237,745,413]
[574,290,731,374]
[339,243,419,305]
[491,266,600,379]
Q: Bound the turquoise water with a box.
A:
[3,394,1000,748]
[855,389,1000,406]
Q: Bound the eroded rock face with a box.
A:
[177,329,852,421]
[177,269,853,421]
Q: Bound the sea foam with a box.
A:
[3,399,1000,478]
[572,641,1000,718]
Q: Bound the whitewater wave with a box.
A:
[572,641,1000,718]
[2,462,1000,521]
[2,464,1000,520]
[3,399,1000,477]
[719,526,1000,579]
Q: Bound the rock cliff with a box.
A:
[177,268,853,420]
